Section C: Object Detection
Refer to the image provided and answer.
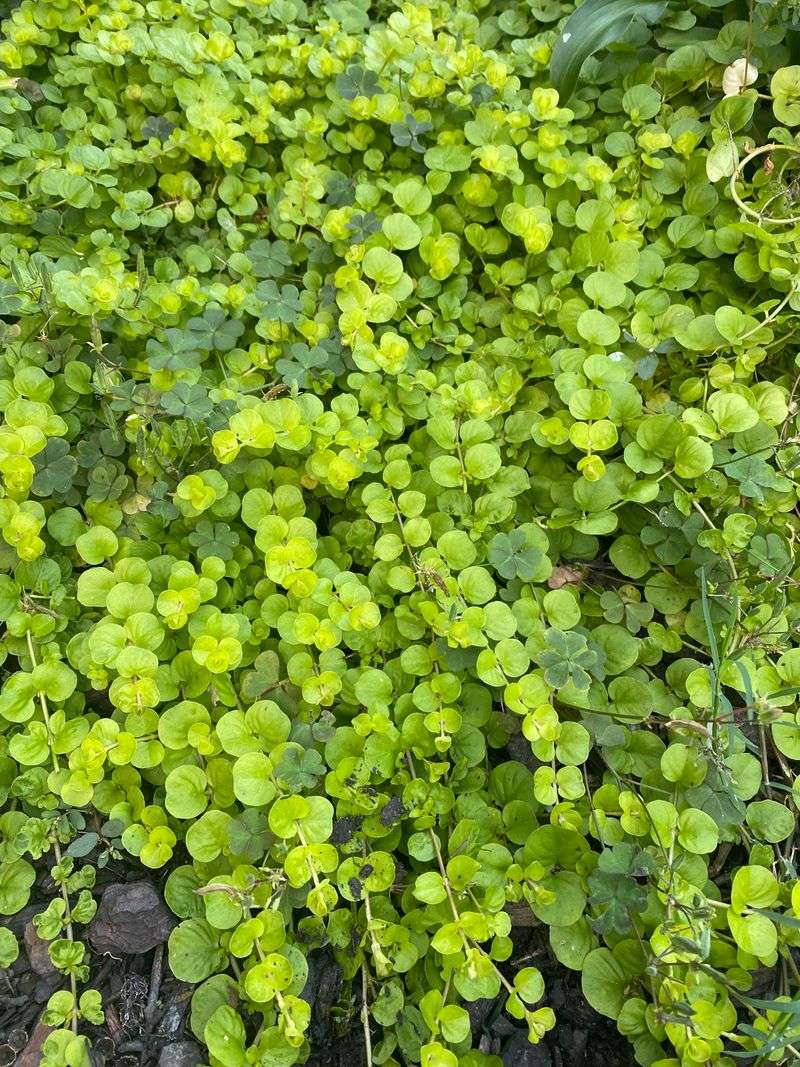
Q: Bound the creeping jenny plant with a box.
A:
[3,0,800,1065]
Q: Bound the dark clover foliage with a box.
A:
[389,114,433,153]
[335,64,381,100]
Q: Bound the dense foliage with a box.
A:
[3,0,800,1064]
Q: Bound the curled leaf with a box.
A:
[722,57,758,97]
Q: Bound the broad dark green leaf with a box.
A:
[550,0,668,100]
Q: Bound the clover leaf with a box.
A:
[488,530,543,580]
[161,383,214,420]
[535,630,601,691]
[389,115,433,153]
[32,439,78,498]
[254,280,302,323]
[186,305,244,352]
[247,240,293,279]
[188,520,240,560]
[588,844,655,934]
[335,64,380,100]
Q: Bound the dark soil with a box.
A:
[464,923,637,1067]
[302,923,637,1067]
[0,859,636,1067]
